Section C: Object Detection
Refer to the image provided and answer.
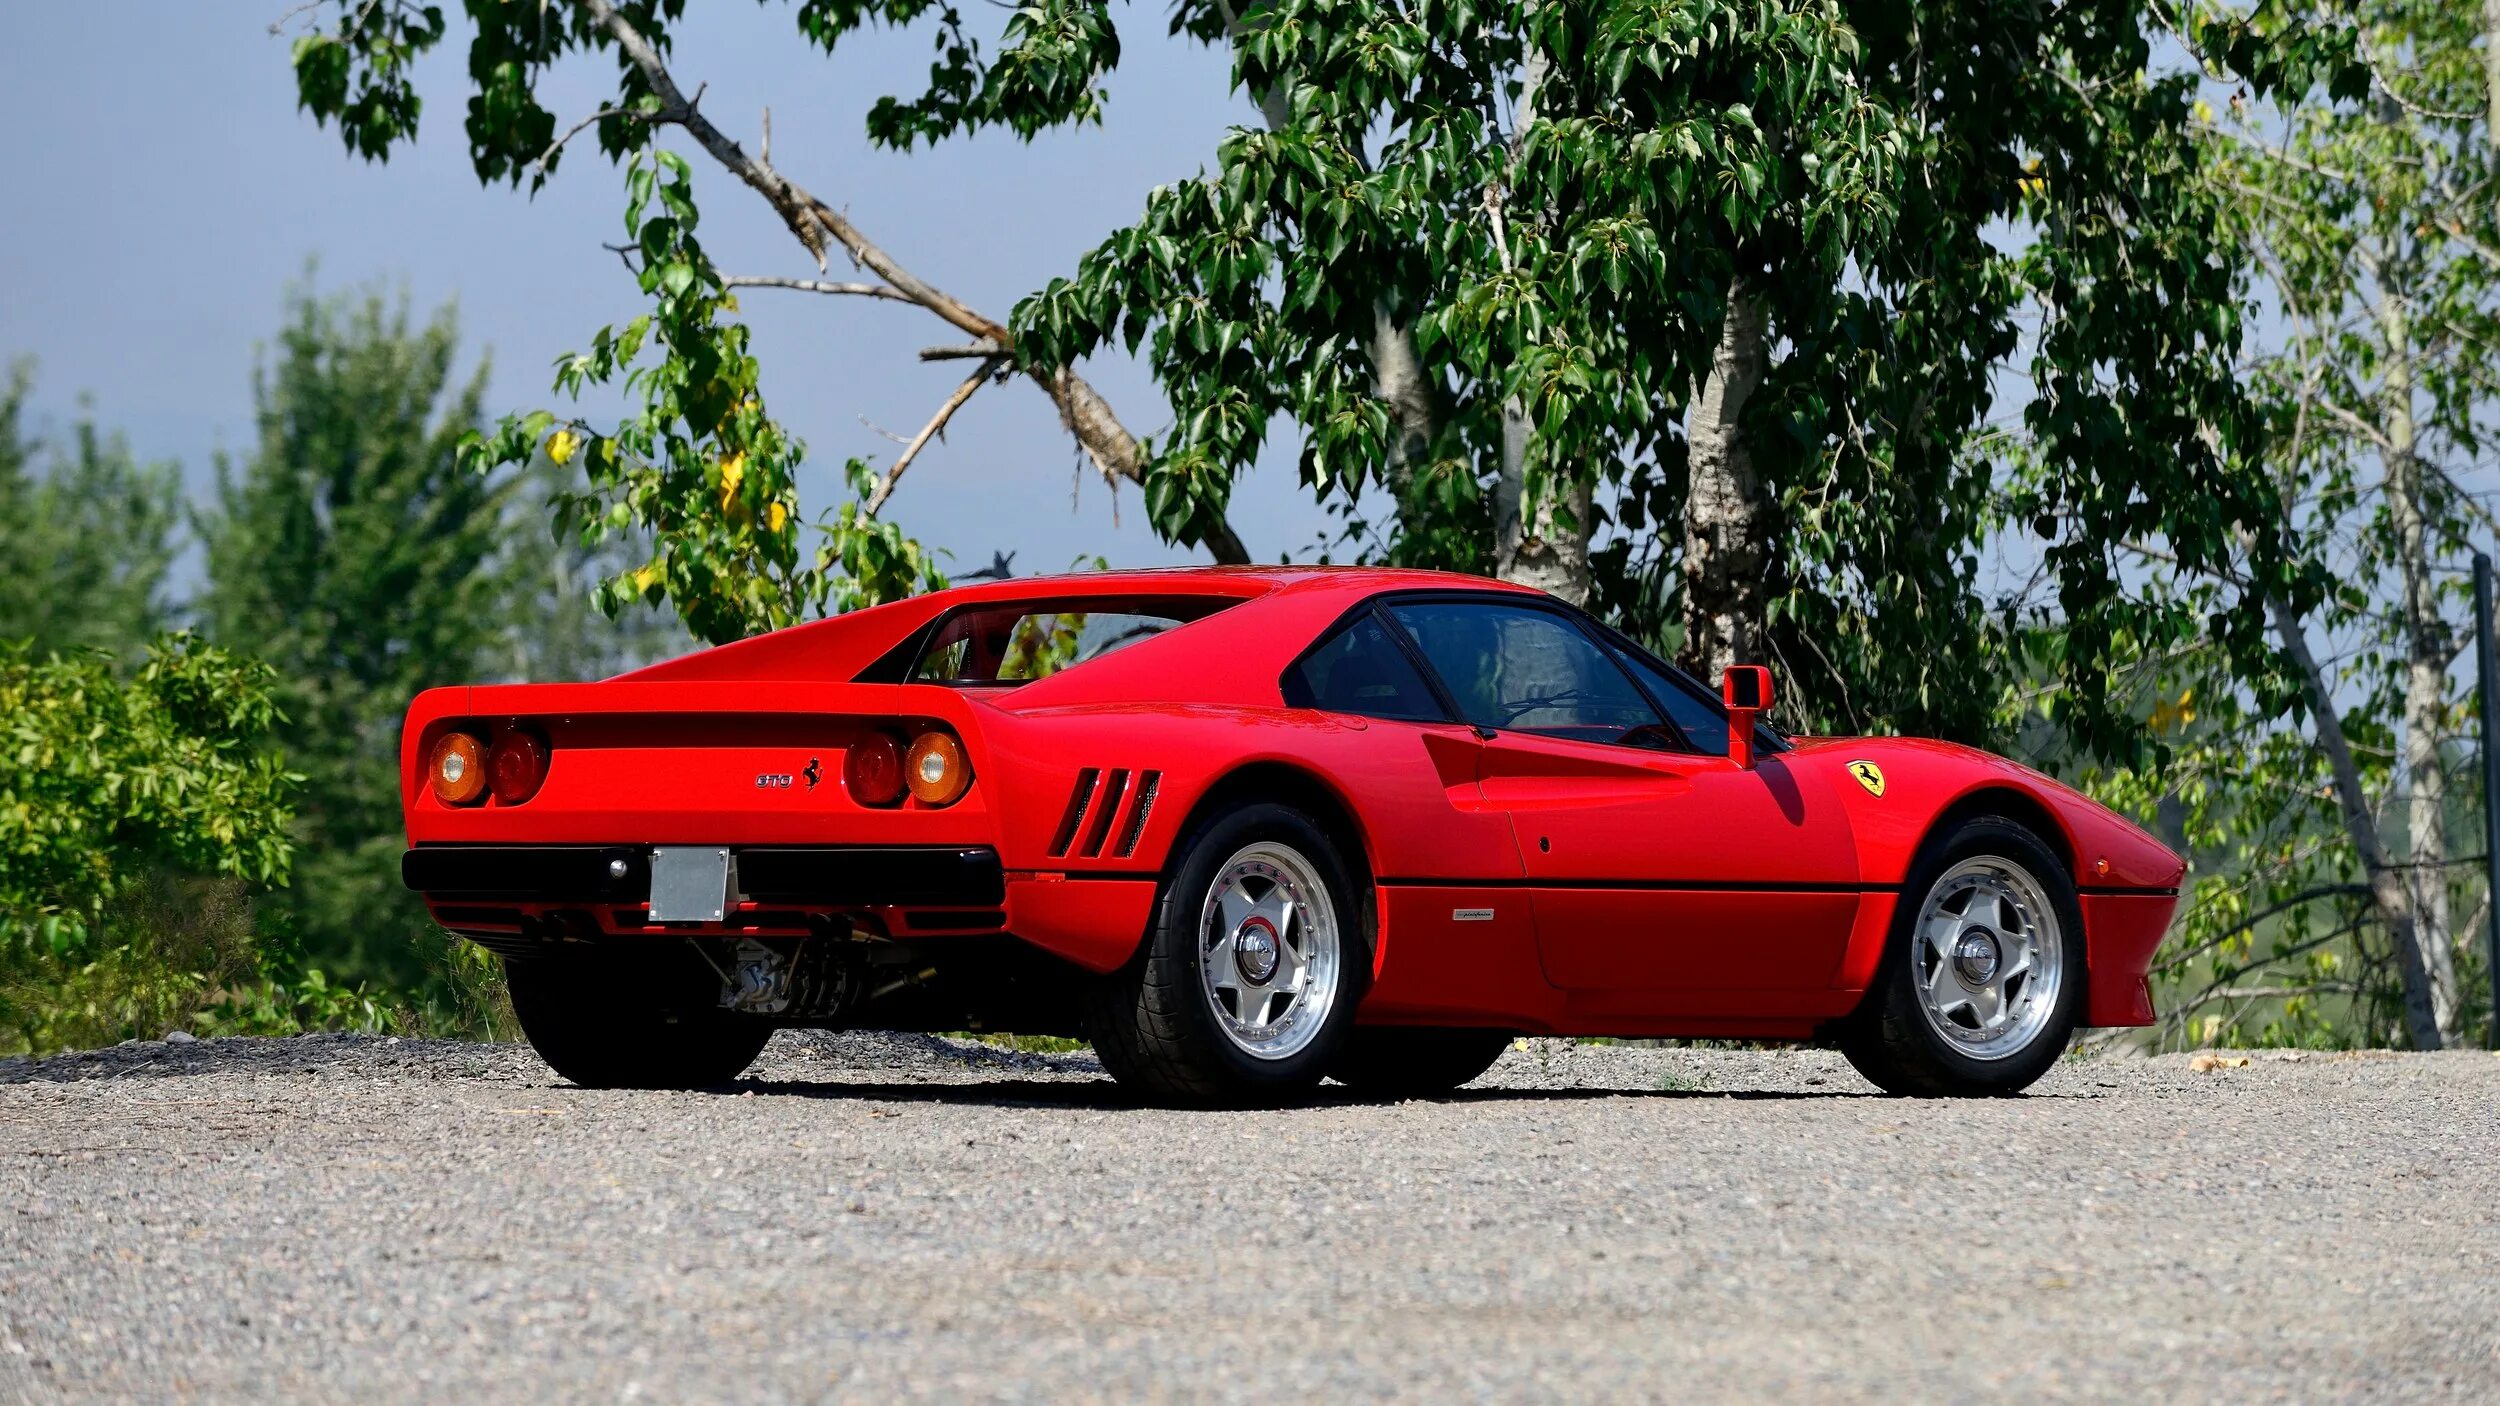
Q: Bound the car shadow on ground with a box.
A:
[700,1077,1881,1109]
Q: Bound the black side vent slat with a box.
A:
[1081,769,1132,858]
[1048,769,1101,858]
[1115,771,1160,857]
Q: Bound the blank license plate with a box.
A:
[648,847,732,923]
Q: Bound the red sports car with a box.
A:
[399,567,2182,1101]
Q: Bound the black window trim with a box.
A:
[1279,601,1467,727]
[1279,587,1788,758]
[1376,590,1701,752]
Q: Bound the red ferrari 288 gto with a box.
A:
[399,567,2182,1102]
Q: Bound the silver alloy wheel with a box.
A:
[1911,855,2065,1061]
[1197,841,1341,1060]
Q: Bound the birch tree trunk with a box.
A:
[1677,277,1774,681]
[1371,308,1446,529]
[2270,597,2449,1048]
[1492,398,1595,603]
[2485,0,2500,161]
[2374,282,2463,1042]
[1484,46,1594,605]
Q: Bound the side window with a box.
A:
[1282,610,1447,722]
[1606,643,1730,756]
[1385,600,1665,745]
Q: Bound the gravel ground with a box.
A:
[3,1032,2497,1403]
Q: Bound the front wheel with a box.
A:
[1839,816,2085,1096]
[1085,803,1368,1106]
[505,949,772,1090]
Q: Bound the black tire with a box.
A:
[505,948,772,1090]
[1839,815,2087,1097]
[1328,1027,1513,1098]
[1085,802,1370,1106]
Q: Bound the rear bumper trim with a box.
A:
[403,844,1005,908]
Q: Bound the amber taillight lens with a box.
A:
[905,730,972,807]
[846,730,906,807]
[488,730,551,806]
[428,731,488,806]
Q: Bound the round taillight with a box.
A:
[906,730,971,807]
[489,730,551,806]
[846,731,906,807]
[429,731,488,806]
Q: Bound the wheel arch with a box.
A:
[1164,760,1376,892]
[1915,784,2080,881]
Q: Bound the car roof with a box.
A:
[916,564,1541,608]
[616,565,1542,688]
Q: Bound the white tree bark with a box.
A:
[2485,0,2500,161]
[1491,397,1594,603]
[2270,595,2448,1049]
[2373,284,2463,1041]
[1370,307,1445,520]
[1483,46,1594,605]
[1677,277,1773,681]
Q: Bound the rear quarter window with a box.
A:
[1280,611,1446,721]
[885,596,1243,686]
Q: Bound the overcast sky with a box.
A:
[0,3,1338,583]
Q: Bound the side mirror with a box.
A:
[1720,665,1774,769]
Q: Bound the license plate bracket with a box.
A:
[647,846,733,923]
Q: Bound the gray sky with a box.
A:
[0,3,1338,582]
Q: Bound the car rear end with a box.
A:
[400,679,1014,950]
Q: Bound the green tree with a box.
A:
[0,635,377,1055]
[2075,0,2500,1050]
[195,284,508,996]
[279,1,2346,754]
[0,361,180,656]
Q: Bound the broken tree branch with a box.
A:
[571,0,1248,562]
[721,274,917,304]
[865,357,1008,517]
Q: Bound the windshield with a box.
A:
[904,596,1240,685]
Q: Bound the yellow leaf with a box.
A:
[767,500,788,533]
[2018,175,2047,200]
[717,451,747,510]
[2188,1053,2251,1072]
[2191,98,2214,123]
[721,293,740,314]
[631,564,661,594]
[545,428,580,466]
[2149,687,2197,733]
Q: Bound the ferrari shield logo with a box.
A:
[1847,760,1886,797]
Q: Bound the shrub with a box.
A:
[0,634,394,1054]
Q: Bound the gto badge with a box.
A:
[1847,760,1886,797]
[755,773,794,790]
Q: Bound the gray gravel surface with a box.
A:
[3,1032,2497,1403]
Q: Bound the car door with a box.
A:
[1382,597,1861,999]
[1277,605,1541,1024]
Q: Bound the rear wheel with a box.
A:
[1839,816,2085,1096]
[1328,1027,1512,1098]
[1085,803,1368,1106]
[505,949,771,1090]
